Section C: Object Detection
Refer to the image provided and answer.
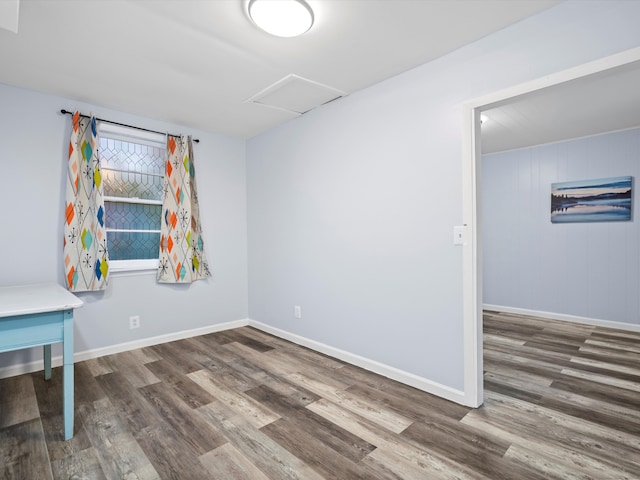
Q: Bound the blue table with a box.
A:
[0,283,83,440]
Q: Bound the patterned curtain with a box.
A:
[63,112,109,291]
[157,135,210,283]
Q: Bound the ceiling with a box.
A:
[481,58,640,154]
[0,0,559,139]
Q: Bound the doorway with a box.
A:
[461,46,640,407]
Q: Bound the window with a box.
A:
[99,124,166,272]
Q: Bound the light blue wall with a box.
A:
[483,128,640,326]
[4,1,640,394]
[246,1,640,391]
[0,83,249,369]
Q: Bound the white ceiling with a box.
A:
[0,0,559,139]
[481,58,640,154]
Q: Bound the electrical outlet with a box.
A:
[294,305,302,319]
[129,315,140,329]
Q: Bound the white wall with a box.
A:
[246,1,640,394]
[0,83,248,371]
[483,127,640,327]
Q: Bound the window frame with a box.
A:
[98,123,167,274]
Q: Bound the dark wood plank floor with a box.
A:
[2,311,640,479]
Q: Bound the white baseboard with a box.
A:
[0,318,250,380]
[483,304,640,332]
[248,320,468,406]
[2,316,469,407]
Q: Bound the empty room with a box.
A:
[1,1,640,479]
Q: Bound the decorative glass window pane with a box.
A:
[101,137,165,200]
[99,129,165,263]
[107,231,161,260]
[104,202,161,231]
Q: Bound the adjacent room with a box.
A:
[2,1,640,478]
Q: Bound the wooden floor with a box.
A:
[2,311,640,479]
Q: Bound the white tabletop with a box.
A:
[0,283,83,318]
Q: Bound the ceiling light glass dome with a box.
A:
[248,0,314,38]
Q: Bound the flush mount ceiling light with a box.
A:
[248,0,314,37]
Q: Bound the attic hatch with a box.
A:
[246,74,345,115]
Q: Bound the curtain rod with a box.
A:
[60,109,200,143]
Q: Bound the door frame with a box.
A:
[461,46,640,408]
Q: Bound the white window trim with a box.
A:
[99,122,167,146]
[100,121,166,274]
[104,196,163,206]
[110,258,159,275]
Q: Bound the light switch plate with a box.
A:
[453,226,465,246]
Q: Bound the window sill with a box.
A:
[109,259,158,277]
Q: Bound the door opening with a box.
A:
[461,46,640,407]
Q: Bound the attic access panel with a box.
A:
[247,74,345,115]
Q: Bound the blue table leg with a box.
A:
[43,344,52,380]
[62,310,74,440]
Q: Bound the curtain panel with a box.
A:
[157,135,210,283]
[63,112,109,291]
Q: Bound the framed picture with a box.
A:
[551,176,632,223]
